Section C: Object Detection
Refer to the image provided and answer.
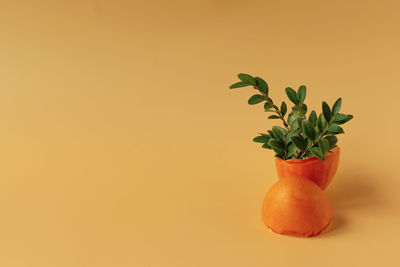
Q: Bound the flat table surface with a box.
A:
[1,1,400,266]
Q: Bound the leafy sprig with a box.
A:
[229,73,353,161]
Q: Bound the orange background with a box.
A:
[1,1,399,266]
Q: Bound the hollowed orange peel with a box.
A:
[275,147,340,190]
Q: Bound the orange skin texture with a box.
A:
[262,176,333,237]
[275,147,340,190]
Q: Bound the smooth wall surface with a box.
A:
[1,1,399,266]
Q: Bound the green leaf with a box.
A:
[334,113,346,121]
[301,103,308,114]
[326,132,342,136]
[253,135,269,143]
[267,130,276,139]
[229,81,249,89]
[306,138,313,149]
[297,117,304,131]
[288,114,302,130]
[287,143,297,158]
[288,112,300,124]
[327,124,344,134]
[268,139,285,154]
[302,120,316,141]
[322,101,332,122]
[268,139,284,148]
[248,94,265,105]
[317,113,327,132]
[325,135,338,148]
[318,138,329,155]
[332,98,342,116]
[288,120,298,130]
[286,129,301,142]
[271,148,285,155]
[290,104,307,116]
[272,126,287,143]
[264,102,273,110]
[308,110,317,127]
[311,147,325,161]
[238,73,255,85]
[285,87,298,104]
[291,136,307,151]
[280,101,287,117]
[255,77,269,95]
[297,85,306,103]
[268,115,280,119]
[334,114,353,124]
[314,126,320,136]
[273,126,288,134]
[262,143,271,149]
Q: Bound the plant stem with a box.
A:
[266,97,290,131]
[254,86,290,131]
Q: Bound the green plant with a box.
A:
[229,73,353,161]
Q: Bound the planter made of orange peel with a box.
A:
[275,147,340,190]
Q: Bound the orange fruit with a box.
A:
[262,176,333,237]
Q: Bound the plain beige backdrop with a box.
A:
[0,0,399,266]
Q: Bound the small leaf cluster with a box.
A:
[229,73,353,161]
